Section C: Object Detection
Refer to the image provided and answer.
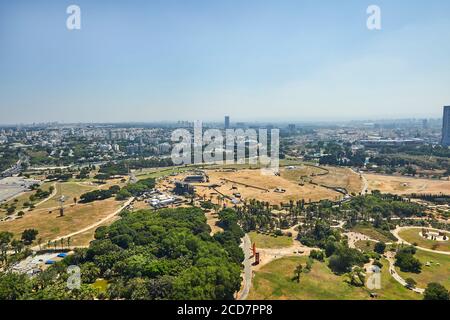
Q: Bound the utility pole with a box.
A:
[58,183,65,217]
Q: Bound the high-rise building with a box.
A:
[442,106,450,147]
[225,116,230,129]
[288,124,296,132]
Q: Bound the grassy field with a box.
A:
[280,165,328,183]
[312,166,363,195]
[0,182,54,217]
[69,215,121,247]
[135,166,193,180]
[247,256,419,300]
[351,225,397,243]
[396,249,450,290]
[248,231,293,249]
[0,198,124,243]
[35,182,95,209]
[398,228,450,252]
[376,259,421,300]
[355,240,377,253]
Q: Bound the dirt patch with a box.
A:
[0,198,124,242]
[199,169,341,205]
[364,174,450,195]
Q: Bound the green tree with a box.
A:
[0,273,32,300]
[294,264,303,283]
[405,278,417,289]
[423,283,449,300]
[374,242,386,254]
[21,229,39,245]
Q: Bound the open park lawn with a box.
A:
[0,182,54,217]
[396,250,450,290]
[398,228,450,252]
[311,166,363,195]
[0,198,124,243]
[248,231,293,249]
[35,182,96,209]
[355,240,377,253]
[248,256,419,300]
[351,225,397,243]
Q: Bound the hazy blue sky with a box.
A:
[1,0,450,124]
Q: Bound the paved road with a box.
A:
[237,234,253,300]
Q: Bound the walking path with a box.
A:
[344,231,378,248]
[2,182,57,221]
[385,251,425,294]
[31,197,134,251]
[392,226,450,256]
[237,234,252,300]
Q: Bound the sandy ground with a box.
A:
[204,210,223,235]
[312,166,364,195]
[364,174,450,195]
[199,169,342,205]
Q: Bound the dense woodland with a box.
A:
[0,207,242,300]
[0,148,18,173]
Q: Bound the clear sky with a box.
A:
[1,0,450,124]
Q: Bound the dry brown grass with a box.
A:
[69,216,121,247]
[312,166,363,195]
[364,174,450,195]
[0,198,124,242]
[196,169,341,205]
[204,211,223,235]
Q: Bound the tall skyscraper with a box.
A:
[442,106,450,147]
[225,116,230,129]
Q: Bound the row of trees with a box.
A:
[79,178,156,203]
[98,158,174,179]
[79,186,121,203]
[0,229,38,267]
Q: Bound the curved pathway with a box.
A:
[344,230,424,293]
[392,226,450,256]
[32,197,134,251]
[237,234,252,300]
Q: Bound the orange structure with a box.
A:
[252,243,256,256]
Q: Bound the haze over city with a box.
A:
[2,0,450,308]
[1,0,450,124]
